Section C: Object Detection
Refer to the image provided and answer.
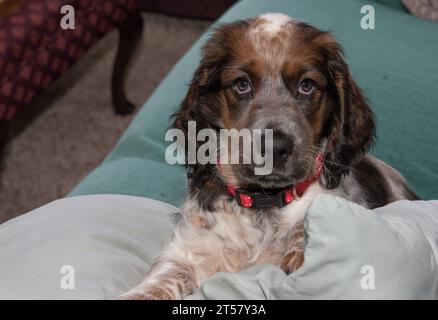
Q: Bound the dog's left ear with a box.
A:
[323,50,376,189]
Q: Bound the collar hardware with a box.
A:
[227,185,295,209]
[225,154,324,209]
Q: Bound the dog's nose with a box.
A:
[273,131,294,160]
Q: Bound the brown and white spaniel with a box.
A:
[119,13,418,300]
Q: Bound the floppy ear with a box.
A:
[323,54,376,189]
[172,20,251,134]
[170,70,208,180]
[171,62,224,161]
[171,69,203,137]
[170,42,228,210]
[171,24,236,161]
[170,38,229,207]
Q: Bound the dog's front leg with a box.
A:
[117,256,195,300]
[117,226,220,300]
[278,184,322,274]
[280,220,305,274]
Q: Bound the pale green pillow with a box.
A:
[0,195,175,299]
[190,195,438,299]
[0,194,437,299]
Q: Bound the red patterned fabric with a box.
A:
[0,0,136,123]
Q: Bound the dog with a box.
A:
[119,13,418,300]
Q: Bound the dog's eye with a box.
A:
[233,78,252,95]
[298,79,315,95]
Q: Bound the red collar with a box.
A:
[224,154,324,209]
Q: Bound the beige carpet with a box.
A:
[0,13,210,223]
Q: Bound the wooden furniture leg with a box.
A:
[111,11,144,115]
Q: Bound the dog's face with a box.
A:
[174,14,375,190]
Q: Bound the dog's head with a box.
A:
[173,13,375,192]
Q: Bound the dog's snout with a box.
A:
[273,131,294,160]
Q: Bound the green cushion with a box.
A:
[189,195,438,300]
[0,195,175,299]
[1,194,436,299]
[70,0,438,202]
[375,0,405,11]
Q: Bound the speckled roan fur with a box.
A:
[118,14,418,300]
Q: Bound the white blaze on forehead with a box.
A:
[258,13,293,34]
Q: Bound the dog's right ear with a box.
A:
[171,60,224,172]
[170,32,229,208]
[171,28,231,139]
[171,78,199,136]
[171,66,218,143]
[172,21,250,135]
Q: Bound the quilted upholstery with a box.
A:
[0,0,135,125]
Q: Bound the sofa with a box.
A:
[0,0,437,299]
[69,0,438,203]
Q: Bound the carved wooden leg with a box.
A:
[111,11,143,115]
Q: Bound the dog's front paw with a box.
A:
[116,288,174,300]
[280,248,304,274]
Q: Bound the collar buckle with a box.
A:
[225,153,324,210]
[234,188,293,209]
